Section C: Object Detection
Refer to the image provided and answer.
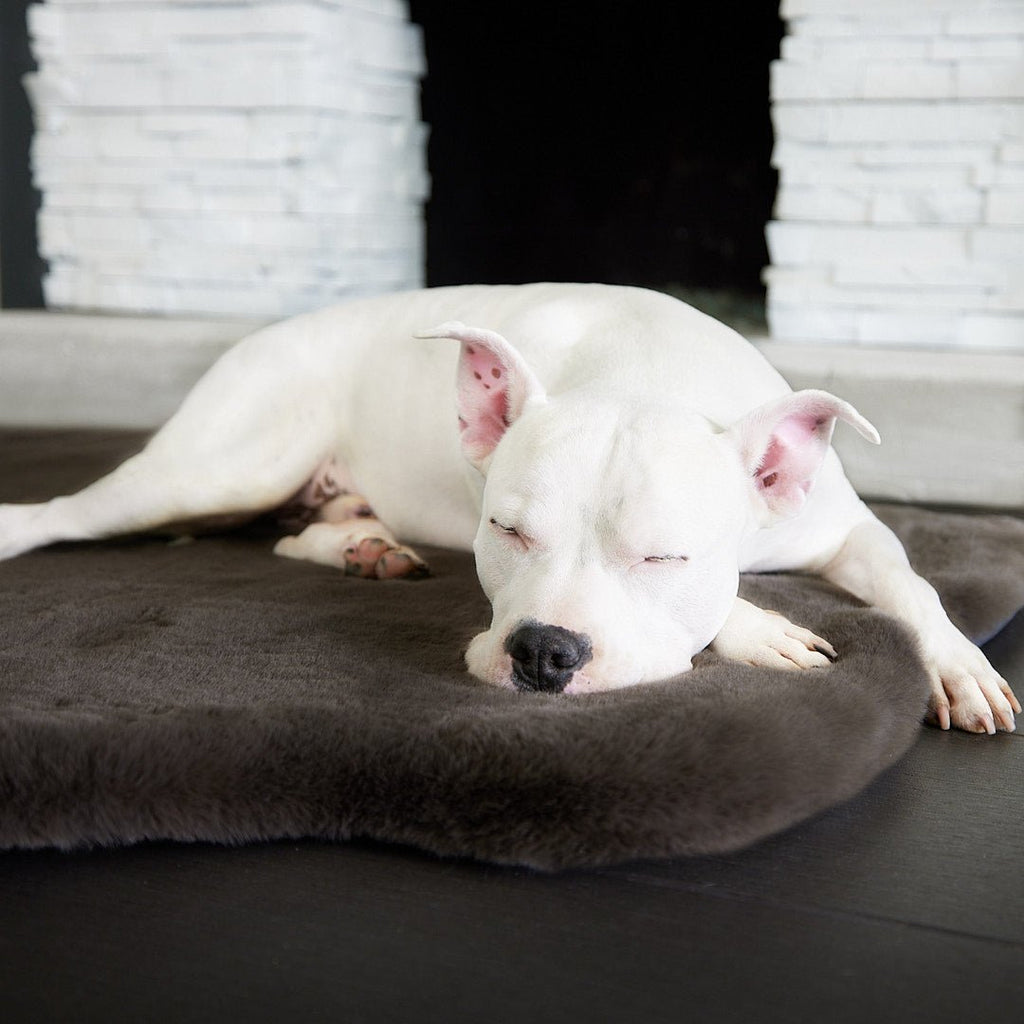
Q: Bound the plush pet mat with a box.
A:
[2,430,1023,870]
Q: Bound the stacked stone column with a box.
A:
[25,0,428,317]
[768,0,1024,350]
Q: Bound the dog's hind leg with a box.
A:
[274,489,430,579]
[0,431,329,560]
[0,339,340,561]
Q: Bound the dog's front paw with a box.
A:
[711,598,836,671]
[923,630,1019,734]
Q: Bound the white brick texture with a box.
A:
[25,0,428,317]
[769,0,1024,351]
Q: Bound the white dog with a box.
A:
[1,284,1017,733]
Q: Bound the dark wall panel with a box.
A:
[0,0,44,308]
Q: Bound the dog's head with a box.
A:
[418,321,878,695]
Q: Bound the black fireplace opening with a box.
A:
[411,1,783,319]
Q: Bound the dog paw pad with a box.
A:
[375,548,430,580]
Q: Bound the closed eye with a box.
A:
[643,554,689,564]
[489,517,521,538]
[489,517,531,550]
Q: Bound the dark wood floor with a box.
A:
[1,611,1021,1023]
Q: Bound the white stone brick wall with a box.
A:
[23,0,428,318]
[768,0,1024,350]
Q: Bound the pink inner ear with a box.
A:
[458,342,513,458]
[754,414,830,503]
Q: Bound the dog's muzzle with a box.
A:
[505,621,593,694]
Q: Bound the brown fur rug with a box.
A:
[1,430,1022,869]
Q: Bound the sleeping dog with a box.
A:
[1,284,1016,733]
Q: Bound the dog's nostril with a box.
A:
[506,621,593,693]
[550,646,580,670]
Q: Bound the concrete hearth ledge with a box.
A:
[0,310,1020,509]
[0,310,266,431]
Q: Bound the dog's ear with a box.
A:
[726,389,880,521]
[415,321,547,470]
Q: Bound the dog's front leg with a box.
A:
[710,597,837,670]
[821,517,1019,733]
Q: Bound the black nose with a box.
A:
[505,621,593,694]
